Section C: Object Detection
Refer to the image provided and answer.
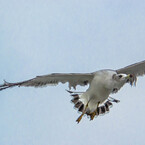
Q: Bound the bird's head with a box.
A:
[113,73,134,83]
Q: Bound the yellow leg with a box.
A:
[90,112,96,120]
[90,102,100,121]
[76,101,89,123]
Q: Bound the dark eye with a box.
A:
[118,75,122,78]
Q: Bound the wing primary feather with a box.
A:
[116,60,145,77]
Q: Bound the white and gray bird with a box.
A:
[0,60,145,123]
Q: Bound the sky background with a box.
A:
[0,0,145,145]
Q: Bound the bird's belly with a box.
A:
[87,77,112,104]
[81,88,109,113]
[88,87,110,103]
[80,75,114,113]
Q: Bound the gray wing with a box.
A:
[116,60,145,77]
[0,73,94,91]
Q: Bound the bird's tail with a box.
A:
[71,93,85,112]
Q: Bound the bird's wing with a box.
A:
[116,60,145,77]
[0,73,94,91]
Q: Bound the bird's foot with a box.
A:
[90,101,100,120]
[76,114,83,123]
[76,100,90,123]
[90,112,96,121]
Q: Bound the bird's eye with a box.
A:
[118,75,122,78]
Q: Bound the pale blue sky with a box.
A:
[0,0,145,145]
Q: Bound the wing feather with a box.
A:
[116,60,145,77]
[0,73,94,91]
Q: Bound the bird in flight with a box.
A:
[0,60,145,123]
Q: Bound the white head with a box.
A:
[112,73,133,83]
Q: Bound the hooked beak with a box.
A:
[126,74,133,79]
[126,74,130,79]
[126,74,133,83]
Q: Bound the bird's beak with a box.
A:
[126,74,131,79]
[125,74,135,85]
[125,74,132,83]
[125,74,133,79]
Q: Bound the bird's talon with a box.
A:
[90,112,96,120]
[76,115,83,123]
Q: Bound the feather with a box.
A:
[116,60,145,77]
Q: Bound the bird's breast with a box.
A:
[87,76,112,103]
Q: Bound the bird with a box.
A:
[0,60,145,123]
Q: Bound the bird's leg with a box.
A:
[90,102,100,121]
[76,101,90,123]
[90,112,96,121]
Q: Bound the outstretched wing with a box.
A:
[116,60,145,77]
[0,73,94,91]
